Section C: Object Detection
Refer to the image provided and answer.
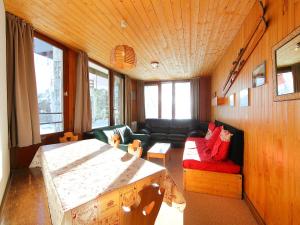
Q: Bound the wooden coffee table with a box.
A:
[147,143,171,166]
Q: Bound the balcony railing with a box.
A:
[39,112,63,125]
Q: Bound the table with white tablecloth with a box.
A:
[30,139,185,225]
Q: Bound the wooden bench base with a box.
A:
[183,168,242,199]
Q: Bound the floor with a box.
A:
[0,148,257,225]
[154,149,257,225]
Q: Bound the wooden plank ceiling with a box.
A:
[4,0,255,80]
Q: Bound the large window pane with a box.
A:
[175,82,191,119]
[34,37,63,135]
[114,75,124,125]
[161,83,172,119]
[89,61,109,128]
[144,85,158,119]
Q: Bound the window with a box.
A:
[144,85,159,118]
[89,61,110,128]
[175,82,191,119]
[144,81,191,120]
[34,37,64,135]
[161,83,172,119]
[113,74,124,125]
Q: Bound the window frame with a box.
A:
[174,81,192,119]
[113,72,125,125]
[88,58,125,128]
[34,32,67,136]
[88,59,111,129]
[144,80,191,120]
[34,32,127,136]
[160,82,173,119]
[144,83,160,119]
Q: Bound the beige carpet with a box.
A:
[154,148,257,225]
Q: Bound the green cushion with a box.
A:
[117,126,133,144]
[103,129,117,145]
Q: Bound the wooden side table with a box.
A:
[147,143,171,167]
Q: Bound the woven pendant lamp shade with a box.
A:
[111,45,136,69]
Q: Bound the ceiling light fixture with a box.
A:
[151,61,159,69]
[294,42,300,51]
[111,19,136,69]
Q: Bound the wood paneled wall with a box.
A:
[211,0,300,224]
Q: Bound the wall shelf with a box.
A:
[212,96,227,106]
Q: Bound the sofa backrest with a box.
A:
[145,119,171,133]
[84,125,132,144]
[170,119,193,134]
[142,119,208,134]
[215,120,244,166]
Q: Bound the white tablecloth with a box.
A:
[30,139,185,225]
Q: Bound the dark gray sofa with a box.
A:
[138,119,208,147]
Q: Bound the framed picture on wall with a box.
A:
[240,88,249,107]
[229,93,235,107]
[252,61,266,88]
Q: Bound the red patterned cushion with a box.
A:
[211,128,233,161]
[206,126,221,150]
[205,122,216,140]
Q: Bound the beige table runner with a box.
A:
[30,139,185,225]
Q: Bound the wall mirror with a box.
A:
[273,26,300,101]
[252,61,266,88]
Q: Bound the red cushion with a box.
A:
[206,126,221,150]
[182,159,240,174]
[205,122,216,140]
[208,122,216,132]
[183,136,240,174]
[211,128,233,161]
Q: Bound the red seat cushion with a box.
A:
[183,137,241,174]
[182,159,241,174]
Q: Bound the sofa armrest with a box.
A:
[83,131,95,139]
[131,133,151,143]
[188,130,206,138]
[139,128,151,135]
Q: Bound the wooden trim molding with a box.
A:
[243,192,266,225]
[272,25,300,101]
